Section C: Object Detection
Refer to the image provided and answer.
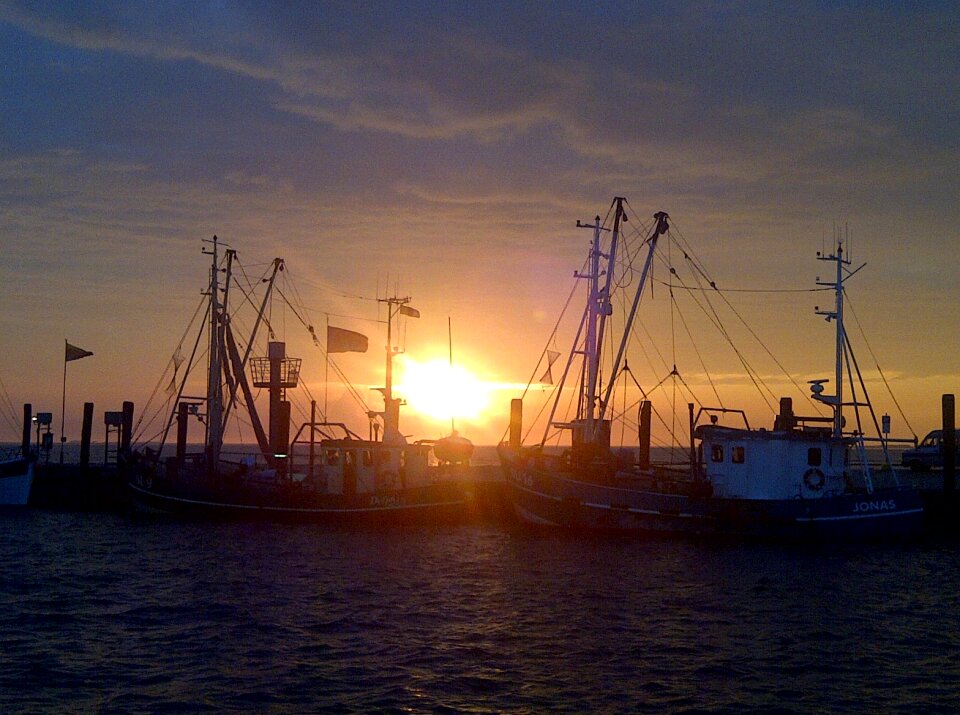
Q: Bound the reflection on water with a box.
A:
[1,511,959,712]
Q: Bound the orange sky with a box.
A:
[1,3,958,447]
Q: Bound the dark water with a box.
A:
[2,513,960,713]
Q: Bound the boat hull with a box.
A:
[0,458,34,506]
[502,456,925,540]
[127,475,471,524]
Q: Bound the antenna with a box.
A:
[448,316,455,434]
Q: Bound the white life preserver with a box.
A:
[803,468,826,491]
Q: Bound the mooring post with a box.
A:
[176,402,189,467]
[638,400,651,470]
[120,401,134,457]
[309,400,316,478]
[80,402,94,468]
[21,403,32,457]
[509,399,522,450]
[943,394,955,495]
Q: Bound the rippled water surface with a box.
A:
[2,510,959,713]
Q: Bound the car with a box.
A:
[901,429,960,471]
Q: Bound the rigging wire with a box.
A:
[0,374,21,438]
[669,288,724,407]
[844,294,917,439]
[132,294,206,443]
[501,247,591,445]
[654,249,777,415]
[274,286,371,416]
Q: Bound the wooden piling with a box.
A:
[176,402,189,466]
[79,402,94,467]
[509,399,522,450]
[120,401,134,456]
[21,403,31,456]
[638,400,651,470]
[943,394,955,495]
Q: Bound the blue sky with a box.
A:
[1,1,958,444]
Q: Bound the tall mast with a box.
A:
[580,201,620,438]
[815,241,862,439]
[448,316,455,434]
[593,197,626,373]
[203,236,224,460]
[379,295,413,442]
[597,211,669,429]
[832,243,845,438]
[581,214,601,436]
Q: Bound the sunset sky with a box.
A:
[1,2,958,448]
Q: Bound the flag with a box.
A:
[539,350,561,384]
[65,341,94,362]
[172,347,185,370]
[399,305,420,318]
[327,325,368,353]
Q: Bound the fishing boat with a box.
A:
[498,197,924,539]
[0,450,33,505]
[0,383,34,506]
[127,238,474,522]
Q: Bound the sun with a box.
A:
[394,357,492,422]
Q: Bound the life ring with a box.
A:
[803,468,826,491]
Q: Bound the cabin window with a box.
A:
[732,446,745,464]
[711,444,724,462]
[362,450,373,467]
[807,447,822,467]
[325,449,339,466]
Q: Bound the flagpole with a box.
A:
[59,341,94,464]
[324,315,329,418]
[60,339,67,464]
[448,316,455,435]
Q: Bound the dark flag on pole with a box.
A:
[61,340,93,464]
[398,305,420,318]
[327,326,368,353]
[65,342,94,362]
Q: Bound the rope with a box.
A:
[844,294,917,439]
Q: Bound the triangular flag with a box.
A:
[65,341,94,362]
[539,350,561,384]
[172,347,184,370]
[399,305,420,318]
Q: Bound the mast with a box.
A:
[582,214,601,438]
[597,211,669,430]
[379,295,414,442]
[570,199,668,446]
[202,236,224,461]
[832,242,845,439]
[815,242,849,439]
[448,316,455,434]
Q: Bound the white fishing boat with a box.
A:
[0,450,33,506]
[128,238,474,522]
[498,197,924,539]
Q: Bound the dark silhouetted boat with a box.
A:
[0,449,33,505]
[128,238,473,522]
[498,198,923,539]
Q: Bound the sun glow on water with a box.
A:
[394,357,493,422]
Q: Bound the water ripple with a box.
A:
[1,512,960,711]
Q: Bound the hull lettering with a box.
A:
[852,499,897,513]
